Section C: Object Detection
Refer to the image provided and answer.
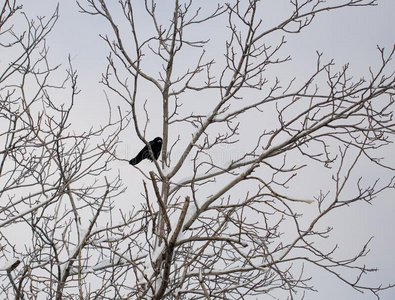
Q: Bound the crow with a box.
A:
[129,137,163,165]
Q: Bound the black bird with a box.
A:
[129,137,163,166]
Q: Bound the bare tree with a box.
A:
[1,0,394,299]
[0,1,127,299]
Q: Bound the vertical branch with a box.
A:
[161,0,179,168]
[150,171,172,240]
[154,196,189,300]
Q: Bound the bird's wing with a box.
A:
[129,145,148,165]
[153,142,162,160]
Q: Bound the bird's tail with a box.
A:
[129,158,138,165]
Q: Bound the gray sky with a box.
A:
[11,0,395,299]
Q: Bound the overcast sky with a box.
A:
[11,0,395,299]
